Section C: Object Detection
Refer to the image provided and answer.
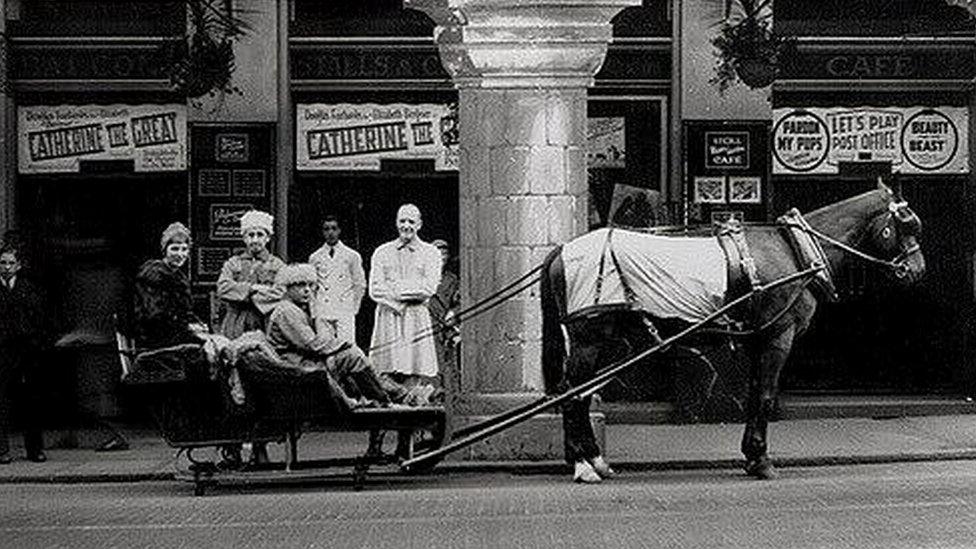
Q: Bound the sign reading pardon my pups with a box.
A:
[296,103,459,171]
[18,104,187,173]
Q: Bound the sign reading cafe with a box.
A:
[18,104,187,174]
[772,106,968,174]
[296,103,458,171]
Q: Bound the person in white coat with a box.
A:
[308,214,366,345]
[368,204,441,391]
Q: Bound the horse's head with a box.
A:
[863,180,925,285]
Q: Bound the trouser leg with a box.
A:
[0,361,14,457]
[329,347,393,404]
[19,377,43,457]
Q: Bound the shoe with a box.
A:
[27,451,47,463]
[589,455,616,479]
[96,437,129,452]
[0,454,11,465]
[573,461,602,484]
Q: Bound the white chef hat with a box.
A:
[240,210,274,236]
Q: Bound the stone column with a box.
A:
[408,0,639,459]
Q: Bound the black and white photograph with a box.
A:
[1,1,975,548]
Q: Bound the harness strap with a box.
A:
[593,228,612,306]
[716,220,761,294]
[606,231,640,305]
[777,208,838,301]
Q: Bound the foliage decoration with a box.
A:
[165,0,253,103]
[710,0,794,93]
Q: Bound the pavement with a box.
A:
[2,414,976,483]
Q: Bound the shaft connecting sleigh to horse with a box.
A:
[404,180,926,484]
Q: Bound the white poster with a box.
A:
[588,117,626,168]
[18,104,187,174]
[296,103,458,171]
[773,106,968,175]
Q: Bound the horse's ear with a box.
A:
[877,176,892,194]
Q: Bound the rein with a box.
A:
[782,208,919,279]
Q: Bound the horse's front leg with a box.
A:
[741,325,796,480]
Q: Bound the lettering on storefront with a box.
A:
[11,44,174,81]
[825,55,914,78]
[291,48,449,80]
[773,106,969,174]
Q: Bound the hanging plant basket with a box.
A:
[735,57,778,89]
[710,0,794,94]
[164,0,252,101]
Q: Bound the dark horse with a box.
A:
[540,182,925,483]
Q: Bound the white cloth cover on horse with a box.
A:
[561,228,727,323]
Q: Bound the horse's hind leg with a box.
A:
[741,325,796,480]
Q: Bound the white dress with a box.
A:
[368,238,442,377]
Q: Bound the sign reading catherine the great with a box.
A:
[296,103,458,171]
[18,104,187,174]
[773,106,968,174]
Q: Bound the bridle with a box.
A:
[789,199,922,279]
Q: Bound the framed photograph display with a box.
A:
[729,176,762,204]
[694,176,726,204]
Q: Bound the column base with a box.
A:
[449,393,606,461]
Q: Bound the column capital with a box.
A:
[406,0,641,88]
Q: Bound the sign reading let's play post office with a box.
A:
[18,104,187,174]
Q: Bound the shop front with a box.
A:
[771,28,976,398]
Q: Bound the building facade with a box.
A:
[2,0,974,447]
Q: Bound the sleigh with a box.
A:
[116,331,446,496]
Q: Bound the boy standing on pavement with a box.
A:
[308,214,366,345]
[0,245,48,464]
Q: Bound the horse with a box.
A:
[540,181,926,483]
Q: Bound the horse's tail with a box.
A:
[540,246,566,395]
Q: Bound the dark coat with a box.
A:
[133,259,198,349]
[0,276,50,351]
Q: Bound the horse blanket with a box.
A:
[561,228,727,323]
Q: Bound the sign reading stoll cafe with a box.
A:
[772,106,968,174]
[18,104,187,174]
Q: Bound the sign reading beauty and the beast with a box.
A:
[773,106,968,174]
[296,103,458,171]
[18,104,187,174]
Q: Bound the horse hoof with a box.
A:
[573,461,602,484]
[745,458,777,480]
[589,456,616,479]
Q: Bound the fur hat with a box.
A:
[240,210,274,236]
[275,263,317,287]
[160,222,191,252]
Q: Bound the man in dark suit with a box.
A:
[0,245,49,463]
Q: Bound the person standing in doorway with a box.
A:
[368,204,442,394]
[216,210,285,339]
[428,239,460,384]
[308,214,366,346]
[0,245,49,464]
